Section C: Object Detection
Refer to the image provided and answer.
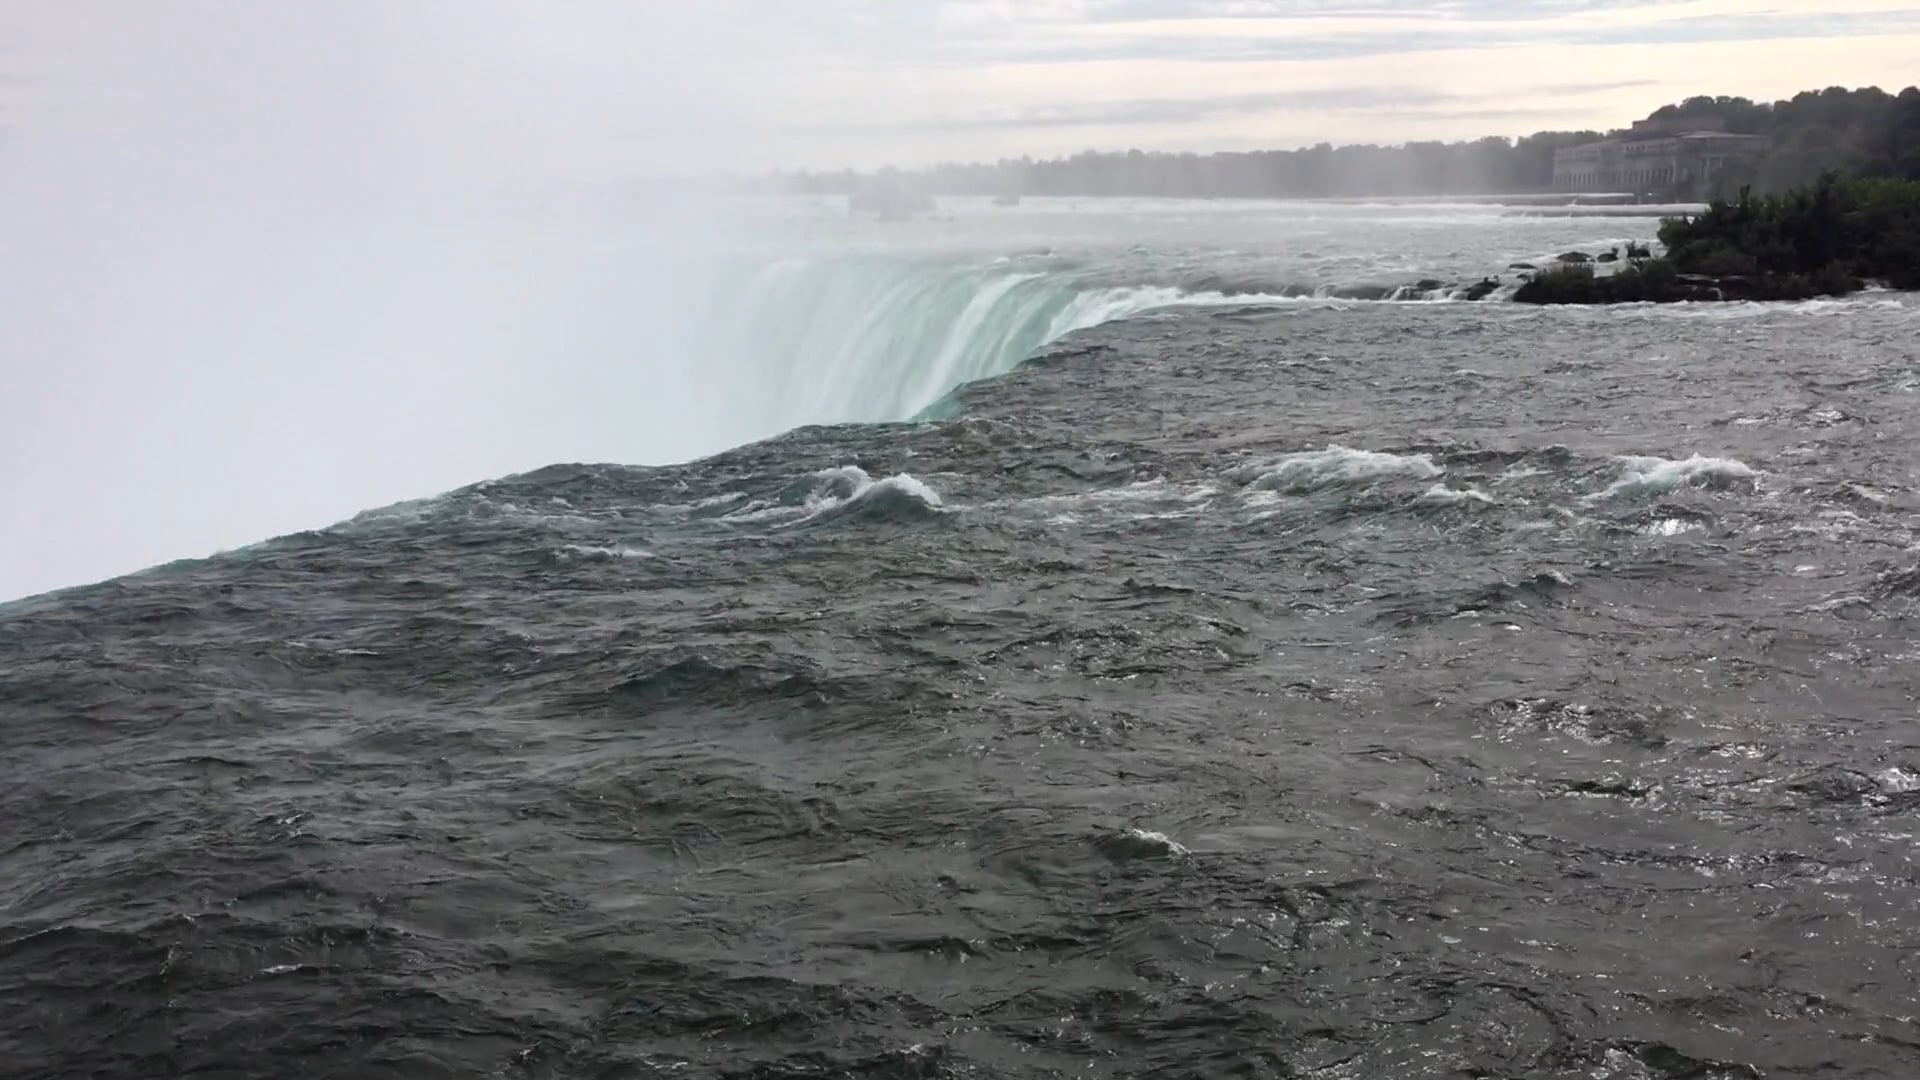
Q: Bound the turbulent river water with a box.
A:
[5,199,1920,1079]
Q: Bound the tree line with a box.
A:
[783,85,1920,201]
[1647,86,1920,191]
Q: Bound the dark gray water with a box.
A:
[6,296,1920,1078]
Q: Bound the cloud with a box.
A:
[754,0,1920,166]
[794,79,1657,135]
[942,1,1920,65]
[3,1,1914,169]
[802,87,1467,132]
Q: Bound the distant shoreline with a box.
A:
[826,192,1703,214]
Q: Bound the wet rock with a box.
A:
[1461,277,1501,301]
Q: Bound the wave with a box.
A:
[1416,483,1497,507]
[1099,828,1190,861]
[709,465,947,527]
[1237,446,1445,494]
[1591,454,1758,501]
[794,467,946,526]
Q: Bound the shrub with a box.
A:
[1659,174,1920,290]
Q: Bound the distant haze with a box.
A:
[0,3,798,600]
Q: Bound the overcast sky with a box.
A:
[771,0,1920,167]
[3,1,1919,174]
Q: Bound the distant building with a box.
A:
[1551,117,1769,200]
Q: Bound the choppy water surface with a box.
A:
[6,212,1920,1079]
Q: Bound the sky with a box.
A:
[3,1,1919,174]
[772,0,1920,167]
[0,1,1915,600]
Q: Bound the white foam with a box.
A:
[807,464,875,500]
[706,466,947,527]
[790,465,946,525]
[1594,454,1757,501]
[1124,828,1190,857]
[1641,518,1703,537]
[853,473,945,509]
[1600,296,1919,321]
[1042,284,1312,343]
[556,544,653,561]
[1878,767,1920,794]
[1417,484,1495,506]
[1244,446,1443,494]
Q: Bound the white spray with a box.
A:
[0,3,799,599]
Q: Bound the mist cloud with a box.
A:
[0,2,803,600]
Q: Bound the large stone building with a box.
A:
[1552,117,1770,200]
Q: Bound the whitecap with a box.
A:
[1242,445,1443,494]
[804,464,876,504]
[1641,518,1704,537]
[1099,828,1189,860]
[1416,484,1495,506]
[1593,454,1758,501]
[1127,828,1189,856]
[1877,767,1920,794]
[788,466,947,526]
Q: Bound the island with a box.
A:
[1513,175,1920,304]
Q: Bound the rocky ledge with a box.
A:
[1510,258,1864,305]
